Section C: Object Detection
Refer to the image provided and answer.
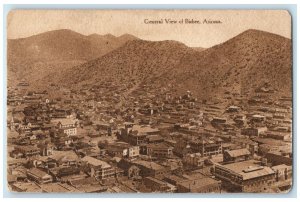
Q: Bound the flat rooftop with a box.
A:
[219,160,275,180]
[133,160,165,170]
[178,177,220,189]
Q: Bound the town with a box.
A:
[7,80,292,193]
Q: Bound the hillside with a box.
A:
[52,39,195,87]
[51,29,291,100]
[169,29,292,99]
[7,29,138,86]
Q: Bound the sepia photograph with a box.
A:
[6,9,293,194]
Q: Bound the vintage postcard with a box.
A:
[6,10,292,193]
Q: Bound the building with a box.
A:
[177,175,221,193]
[251,114,266,123]
[241,127,268,137]
[211,117,226,126]
[265,131,291,141]
[189,137,222,157]
[264,151,292,166]
[182,153,205,168]
[143,177,176,192]
[52,118,78,136]
[121,124,160,145]
[134,160,169,180]
[10,182,41,192]
[13,145,40,158]
[27,168,53,184]
[58,127,77,136]
[50,150,80,167]
[223,148,251,163]
[105,142,139,158]
[128,146,140,158]
[140,143,173,158]
[52,118,78,128]
[271,164,292,182]
[119,159,169,180]
[146,135,164,144]
[68,177,108,193]
[226,106,240,113]
[214,160,275,192]
[81,156,116,180]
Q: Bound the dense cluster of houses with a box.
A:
[7,82,292,193]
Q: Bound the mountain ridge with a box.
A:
[46,29,291,101]
[8,29,292,101]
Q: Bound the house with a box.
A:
[146,134,164,143]
[264,151,292,166]
[163,174,187,186]
[173,139,191,157]
[223,148,252,163]
[182,153,205,168]
[32,156,57,169]
[211,117,226,126]
[51,118,78,136]
[231,137,258,154]
[241,127,268,137]
[48,166,81,180]
[68,177,108,192]
[128,146,140,158]
[265,131,291,141]
[226,105,240,113]
[121,124,160,145]
[58,127,77,137]
[189,137,222,157]
[271,164,292,182]
[27,168,53,184]
[127,165,141,180]
[105,142,140,158]
[51,133,72,149]
[40,183,75,193]
[37,143,54,156]
[81,156,116,180]
[214,160,275,192]
[177,176,221,193]
[13,145,40,158]
[133,160,169,180]
[118,159,169,180]
[10,182,41,192]
[140,143,173,158]
[49,150,80,167]
[251,114,266,123]
[143,177,176,192]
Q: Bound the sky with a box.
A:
[7,10,291,48]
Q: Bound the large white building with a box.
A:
[52,118,78,136]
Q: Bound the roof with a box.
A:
[178,177,220,190]
[147,143,173,150]
[27,168,51,179]
[132,125,160,135]
[145,177,168,186]
[271,164,292,170]
[51,118,77,126]
[219,160,275,180]
[133,160,165,170]
[164,174,186,182]
[15,145,39,152]
[40,183,71,193]
[50,150,79,162]
[81,156,111,168]
[225,148,251,158]
[11,182,41,192]
[146,135,164,142]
